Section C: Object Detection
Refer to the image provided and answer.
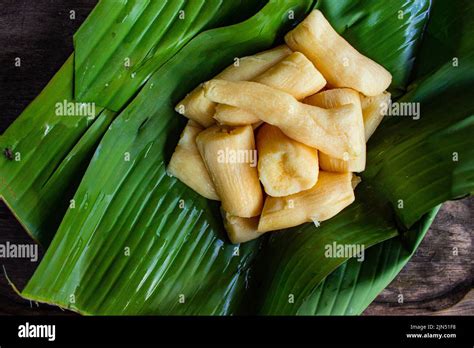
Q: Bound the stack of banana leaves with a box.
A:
[0,0,473,315]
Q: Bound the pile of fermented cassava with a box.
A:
[168,10,392,244]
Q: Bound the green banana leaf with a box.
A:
[0,55,116,245]
[0,0,263,246]
[74,0,264,111]
[21,0,314,315]
[4,0,473,315]
[411,0,474,79]
[295,206,440,315]
[364,62,474,228]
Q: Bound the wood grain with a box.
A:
[0,0,472,316]
[364,199,473,315]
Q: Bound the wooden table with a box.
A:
[0,0,472,316]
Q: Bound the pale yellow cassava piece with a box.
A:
[204,80,361,160]
[257,124,319,197]
[214,104,260,126]
[285,10,392,96]
[258,171,355,233]
[176,45,292,127]
[254,51,326,99]
[167,120,219,200]
[214,51,326,126]
[305,88,366,172]
[361,91,391,141]
[352,174,362,189]
[221,209,262,244]
[196,125,263,218]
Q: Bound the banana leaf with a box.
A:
[364,62,474,228]
[74,0,264,111]
[411,0,474,79]
[8,0,474,315]
[295,206,440,315]
[21,0,314,315]
[0,0,263,246]
[0,55,116,245]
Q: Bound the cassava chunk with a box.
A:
[257,124,318,197]
[361,91,391,141]
[196,125,263,217]
[168,120,219,200]
[258,171,354,232]
[221,208,262,244]
[285,10,392,96]
[305,88,366,172]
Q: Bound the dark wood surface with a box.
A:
[0,0,472,316]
